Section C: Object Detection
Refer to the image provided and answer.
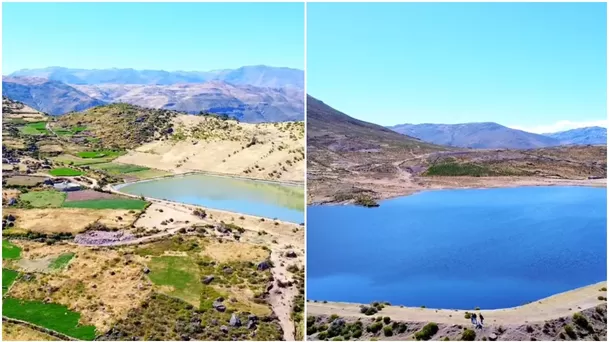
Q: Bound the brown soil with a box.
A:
[3,208,140,233]
[2,321,58,341]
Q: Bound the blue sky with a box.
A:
[307,2,607,133]
[2,2,304,73]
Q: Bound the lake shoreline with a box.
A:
[113,169,304,190]
[310,176,607,206]
[307,281,608,324]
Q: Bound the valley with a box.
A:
[307,96,606,205]
[2,66,304,123]
[2,97,305,341]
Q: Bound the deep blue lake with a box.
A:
[116,174,304,223]
[307,186,607,309]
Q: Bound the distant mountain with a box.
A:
[543,127,607,145]
[2,77,106,115]
[8,65,304,89]
[72,81,304,123]
[2,77,303,122]
[388,122,562,149]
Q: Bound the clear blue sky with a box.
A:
[307,2,607,133]
[2,2,304,73]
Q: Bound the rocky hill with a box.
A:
[2,77,106,115]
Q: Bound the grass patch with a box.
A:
[5,176,46,187]
[3,240,22,259]
[62,198,148,210]
[77,150,121,159]
[49,253,75,270]
[49,168,83,176]
[2,297,96,340]
[55,125,88,136]
[147,255,203,307]
[2,268,19,295]
[19,191,66,208]
[91,162,149,174]
[425,163,497,177]
[19,121,48,135]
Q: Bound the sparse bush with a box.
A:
[383,316,391,324]
[383,325,393,337]
[415,323,439,341]
[461,329,476,341]
[564,325,576,339]
[367,322,383,334]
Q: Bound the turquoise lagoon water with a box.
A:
[117,174,304,223]
[307,186,607,309]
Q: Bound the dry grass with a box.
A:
[201,240,269,263]
[3,208,140,234]
[115,115,305,182]
[2,321,59,341]
[8,242,153,332]
[3,189,21,201]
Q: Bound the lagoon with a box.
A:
[307,186,607,309]
[116,174,304,223]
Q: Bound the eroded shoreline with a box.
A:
[310,176,607,205]
[308,281,608,325]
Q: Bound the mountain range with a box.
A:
[2,66,304,122]
[8,65,304,88]
[388,122,606,149]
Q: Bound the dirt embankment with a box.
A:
[115,115,305,183]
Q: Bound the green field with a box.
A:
[53,155,111,167]
[49,168,83,176]
[77,150,122,159]
[425,162,495,177]
[147,256,204,307]
[2,268,19,295]
[2,298,96,340]
[19,121,48,135]
[125,168,172,180]
[49,253,75,270]
[91,162,150,174]
[20,191,66,208]
[3,240,22,259]
[62,198,148,210]
[54,125,87,136]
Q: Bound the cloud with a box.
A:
[507,120,608,134]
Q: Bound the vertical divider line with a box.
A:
[302,1,308,340]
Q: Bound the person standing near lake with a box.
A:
[471,313,478,327]
[479,313,484,326]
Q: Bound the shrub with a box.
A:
[383,316,391,324]
[307,325,318,335]
[367,322,383,334]
[526,326,534,333]
[364,307,378,316]
[461,329,476,341]
[564,325,576,339]
[329,314,339,322]
[415,323,439,341]
[598,296,606,301]
[352,329,362,338]
[318,331,328,340]
[383,325,393,337]
[397,322,408,333]
[464,312,471,319]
